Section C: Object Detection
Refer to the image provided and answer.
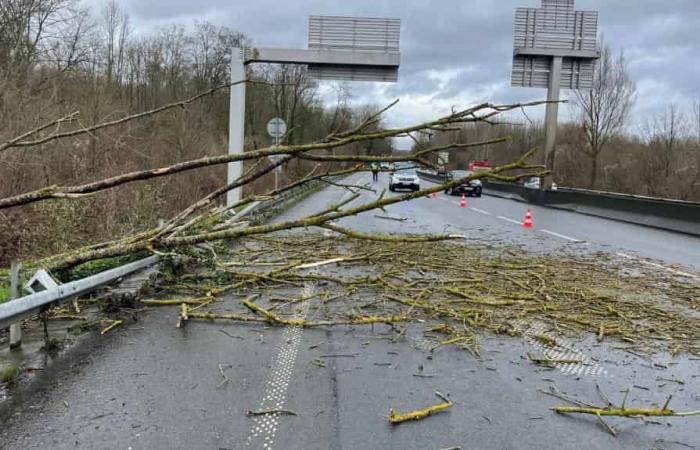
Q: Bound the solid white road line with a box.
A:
[540,229,584,243]
[497,216,522,226]
[616,253,699,280]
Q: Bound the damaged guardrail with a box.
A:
[0,178,326,347]
[0,255,161,331]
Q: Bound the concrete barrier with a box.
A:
[416,171,699,236]
[482,181,700,236]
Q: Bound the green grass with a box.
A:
[0,274,9,304]
[0,364,20,383]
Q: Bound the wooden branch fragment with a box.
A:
[552,405,700,417]
[532,334,558,347]
[0,80,262,152]
[321,223,465,243]
[374,215,408,222]
[177,303,189,328]
[294,257,348,270]
[445,288,524,306]
[0,105,545,211]
[246,409,297,416]
[142,297,211,306]
[217,363,232,389]
[389,391,453,424]
[527,352,583,365]
[100,320,123,335]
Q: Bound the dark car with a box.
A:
[444,170,482,197]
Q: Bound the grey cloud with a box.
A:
[86,0,700,126]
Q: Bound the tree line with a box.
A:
[0,0,392,265]
[420,43,700,201]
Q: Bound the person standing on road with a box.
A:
[371,163,379,182]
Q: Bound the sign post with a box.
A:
[511,0,599,189]
[227,15,401,207]
[266,117,287,190]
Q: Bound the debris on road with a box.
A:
[543,385,700,436]
[374,214,408,222]
[246,409,297,417]
[217,363,232,389]
[527,352,583,366]
[389,391,453,424]
[147,233,700,358]
[99,319,123,335]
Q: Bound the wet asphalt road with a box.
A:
[0,172,698,450]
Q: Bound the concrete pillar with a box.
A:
[227,48,246,207]
[543,55,562,190]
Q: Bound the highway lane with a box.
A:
[0,172,698,449]
[332,172,699,276]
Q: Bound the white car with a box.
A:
[524,177,541,189]
[389,170,420,192]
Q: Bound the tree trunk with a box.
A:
[589,154,599,189]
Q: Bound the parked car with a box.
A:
[389,170,420,192]
[444,170,482,197]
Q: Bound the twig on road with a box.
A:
[389,391,453,424]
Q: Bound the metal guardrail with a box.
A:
[0,181,324,338]
[0,255,160,330]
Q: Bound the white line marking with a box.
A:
[470,207,492,215]
[540,229,584,243]
[512,319,608,378]
[246,281,315,448]
[616,253,699,280]
[497,216,522,226]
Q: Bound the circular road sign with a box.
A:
[266,117,287,139]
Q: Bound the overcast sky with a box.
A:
[89,0,699,146]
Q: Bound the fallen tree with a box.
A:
[0,94,548,272]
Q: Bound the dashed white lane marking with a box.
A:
[513,320,609,378]
[246,281,315,449]
[470,207,492,216]
[616,252,699,281]
[540,229,584,243]
[497,215,522,226]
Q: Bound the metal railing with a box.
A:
[0,256,160,330]
[0,180,326,347]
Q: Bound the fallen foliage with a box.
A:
[147,232,699,358]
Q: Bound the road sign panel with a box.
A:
[511,0,598,89]
[267,118,287,139]
[307,15,400,82]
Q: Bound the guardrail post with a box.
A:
[9,261,22,349]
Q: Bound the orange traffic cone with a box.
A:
[460,195,467,208]
[523,209,533,228]
[431,191,438,199]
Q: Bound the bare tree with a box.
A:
[573,42,636,189]
[643,104,688,180]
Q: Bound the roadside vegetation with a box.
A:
[416,44,700,202]
[0,0,392,266]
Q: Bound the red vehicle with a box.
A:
[468,160,492,172]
